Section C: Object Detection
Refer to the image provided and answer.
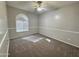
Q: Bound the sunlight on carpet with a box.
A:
[21,35,44,43]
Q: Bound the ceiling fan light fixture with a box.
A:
[37,7,47,12]
[37,7,43,11]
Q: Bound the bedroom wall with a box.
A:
[7,6,38,39]
[39,3,79,48]
[0,2,9,57]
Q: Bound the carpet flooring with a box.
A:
[9,34,79,57]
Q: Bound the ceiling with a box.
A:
[7,1,79,14]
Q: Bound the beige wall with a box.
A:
[7,3,79,48]
[39,4,79,48]
[7,6,39,39]
[0,2,9,57]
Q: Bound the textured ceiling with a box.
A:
[7,1,79,14]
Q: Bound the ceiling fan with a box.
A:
[33,1,43,8]
[33,1,47,12]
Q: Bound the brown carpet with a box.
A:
[9,34,79,57]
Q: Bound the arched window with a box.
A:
[16,14,29,32]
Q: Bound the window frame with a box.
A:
[16,14,29,32]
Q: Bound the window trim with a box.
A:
[16,14,29,32]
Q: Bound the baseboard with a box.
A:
[10,33,39,40]
[39,33,79,48]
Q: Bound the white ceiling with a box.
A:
[7,1,79,14]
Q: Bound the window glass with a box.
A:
[16,14,29,32]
